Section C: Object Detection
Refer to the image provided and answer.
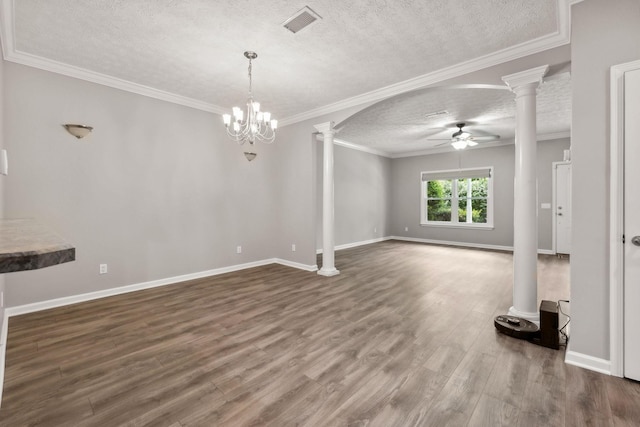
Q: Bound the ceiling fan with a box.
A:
[430,123,500,150]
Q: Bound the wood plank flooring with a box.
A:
[1,241,638,426]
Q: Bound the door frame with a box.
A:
[552,161,571,255]
[610,59,640,378]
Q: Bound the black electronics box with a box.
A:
[537,300,559,350]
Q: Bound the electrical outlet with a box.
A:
[374,227,377,233]
[99,264,108,274]
[405,226,408,232]
[236,246,242,254]
[292,244,296,252]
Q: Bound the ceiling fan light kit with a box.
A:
[431,122,499,150]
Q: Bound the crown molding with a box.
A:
[333,138,391,158]
[3,51,227,114]
[280,0,576,127]
[1,0,577,121]
[334,130,571,159]
[0,0,226,114]
[538,131,571,141]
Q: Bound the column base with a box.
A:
[317,268,340,277]
[508,306,540,326]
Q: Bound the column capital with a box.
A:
[502,65,549,91]
[314,121,335,136]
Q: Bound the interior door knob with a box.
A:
[632,236,640,246]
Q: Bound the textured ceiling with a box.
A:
[5,0,571,155]
[337,73,572,155]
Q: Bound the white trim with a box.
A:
[392,236,511,252]
[333,138,390,158]
[316,236,392,254]
[4,258,316,318]
[0,309,8,407]
[552,161,571,256]
[565,346,612,376]
[420,167,494,228]
[538,131,571,141]
[4,51,225,114]
[390,236,553,254]
[610,60,640,378]
[0,3,224,114]
[0,257,316,407]
[316,236,554,255]
[420,223,494,230]
[334,133,568,160]
[391,139,513,158]
[281,0,575,126]
[0,0,575,124]
[273,258,318,272]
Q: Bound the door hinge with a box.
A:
[623,234,626,244]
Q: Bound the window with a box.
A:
[420,167,493,228]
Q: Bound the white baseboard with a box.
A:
[274,258,318,272]
[5,258,316,318]
[391,236,513,252]
[391,236,555,255]
[317,236,392,254]
[0,257,317,407]
[565,346,612,375]
[0,310,7,407]
[316,236,556,255]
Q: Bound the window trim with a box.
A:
[420,166,494,229]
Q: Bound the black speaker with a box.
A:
[538,300,559,350]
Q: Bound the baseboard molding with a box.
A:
[390,236,555,255]
[274,258,318,272]
[0,257,317,407]
[316,236,392,254]
[0,309,8,407]
[537,249,556,255]
[5,258,317,318]
[391,236,513,252]
[565,346,612,375]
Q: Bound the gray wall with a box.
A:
[3,62,282,307]
[390,139,569,250]
[316,144,392,249]
[570,0,640,360]
[272,122,318,267]
[0,56,5,329]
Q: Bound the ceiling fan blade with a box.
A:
[470,135,500,141]
[434,141,452,147]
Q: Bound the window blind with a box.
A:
[421,167,492,182]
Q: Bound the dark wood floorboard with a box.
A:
[1,241,638,426]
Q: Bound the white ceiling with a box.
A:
[1,0,574,156]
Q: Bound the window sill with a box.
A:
[420,222,494,230]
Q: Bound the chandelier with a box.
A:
[222,51,278,161]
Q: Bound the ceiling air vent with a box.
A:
[424,110,449,119]
[282,6,322,34]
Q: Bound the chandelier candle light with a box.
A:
[223,51,277,161]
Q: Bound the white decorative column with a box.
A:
[502,65,548,323]
[314,121,340,277]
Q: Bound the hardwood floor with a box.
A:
[1,241,638,426]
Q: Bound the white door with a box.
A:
[624,68,640,381]
[555,163,571,254]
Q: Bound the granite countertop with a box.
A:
[0,219,76,273]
